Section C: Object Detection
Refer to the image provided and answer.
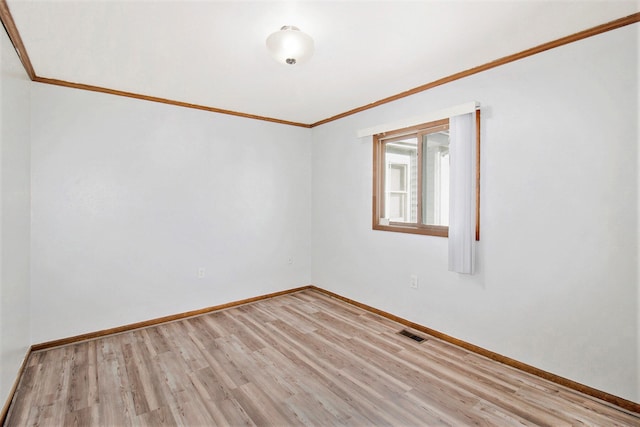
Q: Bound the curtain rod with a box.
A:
[357,101,479,138]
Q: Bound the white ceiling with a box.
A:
[6,0,640,125]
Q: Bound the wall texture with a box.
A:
[0,29,31,405]
[30,85,311,344]
[311,24,639,401]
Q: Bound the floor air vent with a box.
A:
[398,329,426,343]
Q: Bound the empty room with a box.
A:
[0,0,639,425]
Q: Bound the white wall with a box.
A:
[311,24,639,402]
[0,29,31,404]
[30,85,311,343]
[637,21,640,401]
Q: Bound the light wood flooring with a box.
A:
[4,289,639,426]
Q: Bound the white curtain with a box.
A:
[448,112,476,274]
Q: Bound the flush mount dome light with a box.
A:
[266,26,314,65]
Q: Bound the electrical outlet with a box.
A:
[410,274,418,289]
[198,267,205,278]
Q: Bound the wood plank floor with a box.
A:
[4,289,639,426]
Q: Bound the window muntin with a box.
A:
[373,118,455,237]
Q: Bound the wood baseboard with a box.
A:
[31,285,313,351]
[308,286,639,414]
[0,346,32,426]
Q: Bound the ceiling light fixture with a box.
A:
[266,26,314,65]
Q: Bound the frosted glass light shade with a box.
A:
[266,26,314,65]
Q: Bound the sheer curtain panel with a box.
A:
[448,112,477,274]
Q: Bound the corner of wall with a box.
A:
[0,25,32,407]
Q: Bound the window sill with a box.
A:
[372,223,449,237]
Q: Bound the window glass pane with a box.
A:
[384,137,417,223]
[388,193,405,219]
[388,164,405,191]
[422,130,450,226]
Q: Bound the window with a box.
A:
[372,114,480,237]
